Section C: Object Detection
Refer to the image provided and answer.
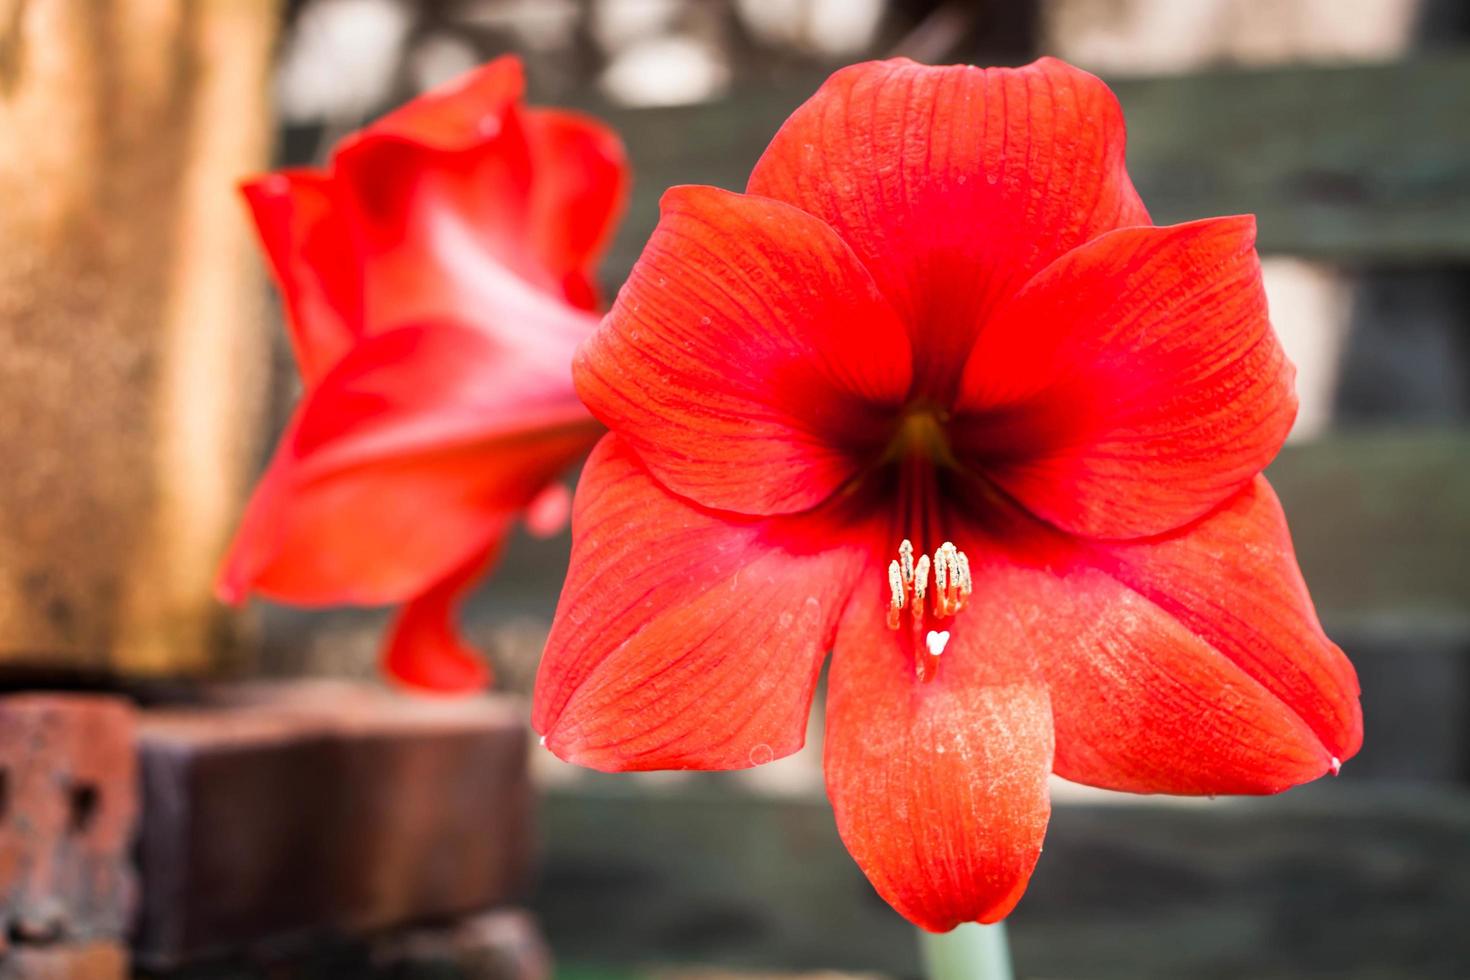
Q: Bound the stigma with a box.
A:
[886,538,972,630]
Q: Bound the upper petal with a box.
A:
[239,57,604,386]
[240,172,363,384]
[523,108,631,310]
[748,57,1148,400]
[574,185,913,517]
[352,54,525,152]
[533,434,868,771]
[825,576,1052,931]
[955,217,1295,538]
[218,322,600,606]
[330,62,551,328]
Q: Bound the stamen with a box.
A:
[884,538,972,630]
[886,559,905,630]
[931,541,973,619]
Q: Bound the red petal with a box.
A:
[356,55,525,152]
[748,57,1148,400]
[533,435,867,771]
[956,217,1295,538]
[382,543,501,694]
[332,67,549,327]
[218,322,600,606]
[825,577,1052,931]
[523,482,572,539]
[574,185,913,516]
[1043,477,1361,791]
[238,59,587,387]
[523,108,630,310]
[332,138,599,373]
[240,172,363,383]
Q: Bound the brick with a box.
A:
[132,682,532,969]
[0,941,128,980]
[370,909,552,980]
[0,696,137,945]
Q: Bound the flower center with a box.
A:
[885,407,958,469]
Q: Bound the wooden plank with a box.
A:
[537,784,1470,979]
[1115,55,1470,263]
[1269,431,1470,624]
[0,0,278,676]
[131,683,533,970]
[1333,622,1470,782]
[572,54,1470,291]
[130,908,554,979]
[0,941,128,980]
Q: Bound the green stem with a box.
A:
[920,922,1014,980]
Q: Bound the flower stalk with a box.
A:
[920,922,1014,980]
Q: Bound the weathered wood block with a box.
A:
[132,683,532,970]
[370,909,552,980]
[0,941,128,980]
[0,695,137,946]
[0,0,276,676]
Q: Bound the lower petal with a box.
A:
[963,477,1357,796]
[533,435,867,771]
[1047,477,1361,792]
[382,542,503,694]
[824,579,1053,931]
[223,432,496,605]
[219,322,599,606]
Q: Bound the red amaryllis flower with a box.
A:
[220,56,627,692]
[534,58,1362,929]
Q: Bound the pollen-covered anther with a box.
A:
[886,538,963,630]
[886,559,905,630]
[931,541,972,619]
[886,538,916,630]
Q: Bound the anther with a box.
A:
[931,541,972,619]
[886,559,905,630]
[885,538,972,630]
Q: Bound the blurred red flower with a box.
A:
[533,58,1362,930]
[219,56,627,693]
